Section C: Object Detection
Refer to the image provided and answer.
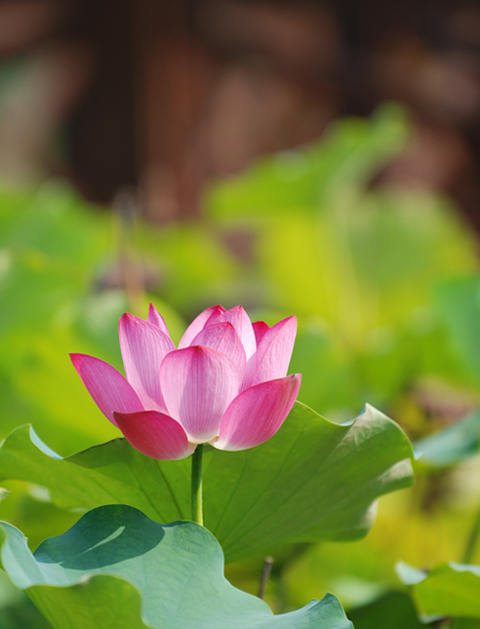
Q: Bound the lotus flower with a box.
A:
[71,304,301,460]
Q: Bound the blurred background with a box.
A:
[2,0,480,222]
[2,0,480,627]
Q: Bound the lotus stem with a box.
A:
[191,444,204,525]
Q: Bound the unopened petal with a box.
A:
[215,374,301,451]
[113,410,195,460]
[191,322,246,378]
[178,305,225,348]
[250,315,297,386]
[215,305,256,359]
[119,313,175,410]
[147,303,170,336]
[70,353,144,426]
[160,346,239,443]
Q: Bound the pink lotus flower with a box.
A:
[71,304,301,460]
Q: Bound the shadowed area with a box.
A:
[34,504,165,569]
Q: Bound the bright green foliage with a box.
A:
[0,181,184,454]
[0,403,414,563]
[204,404,413,561]
[0,504,353,629]
[0,182,122,452]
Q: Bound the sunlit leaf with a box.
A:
[0,403,414,563]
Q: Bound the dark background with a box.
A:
[1,0,480,225]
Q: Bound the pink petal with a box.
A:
[119,313,175,411]
[215,305,256,359]
[70,353,144,426]
[147,303,170,336]
[160,346,239,443]
[178,305,225,349]
[250,315,297,386]
[215,374,301,451]
[191,322,246,378]
[113,410,195,460]
[253,320,270,346]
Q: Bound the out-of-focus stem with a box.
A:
[191,444,203,526]
[258,556,274,600]
[461,502,480,564]
[114,186,145,316]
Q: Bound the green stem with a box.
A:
[191,444,204,525]
[461,501,480,564]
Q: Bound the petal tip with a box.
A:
[69,352,89,367]
[114,410,194,460]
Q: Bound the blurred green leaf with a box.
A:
[206,104,409,219]
[288,322,359,416]
[415,409,480,467]
[435,277,480,381]
[0,403,414,563]
[0,182,124,453]
[0,181,110,265]
[141,222,239,316]
[346,591,424,629]
[0,569,51,629]
[397,561,480,619]
[0,504,353,629]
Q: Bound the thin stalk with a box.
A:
[114,186,145,316]
[461,501,480,564]
[191,444,204,525]
[258,556,274,600]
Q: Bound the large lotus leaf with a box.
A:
[0,504,353,629]
[415,409,480,468]
[0,402,414,563]
[397,560,480,620]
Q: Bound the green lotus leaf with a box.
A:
[0,402,414,563]
[0,504,352,629]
